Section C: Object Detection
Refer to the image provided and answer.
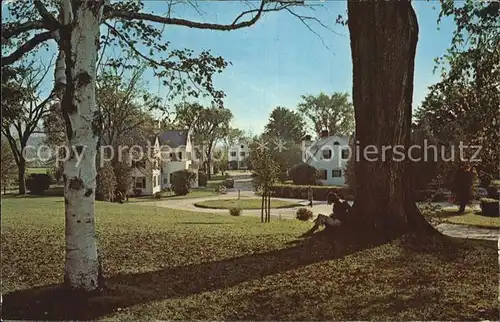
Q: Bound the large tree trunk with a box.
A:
[58,0,104,291]
[17,158,26,195]
[347,0,435,242]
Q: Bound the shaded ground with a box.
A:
[2,197,498,320]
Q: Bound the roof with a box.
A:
[157,130,189,148]
[100,129,156,147]
[305,134,350,163]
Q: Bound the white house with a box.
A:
[158,129,199,189]
[228,140,250,170]
[302,130,350,186]
[129,135,162,196]
[100,130,163,197]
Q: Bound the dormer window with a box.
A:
[333,141,340,146]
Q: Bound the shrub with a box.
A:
[113,161,132,196]
[296,208,313,221]
[198,171,208,187]
[171,169,196,196]
[479,198,499,217]
[26,173,51,195]
[96,162,117,201]
[289,163,318,185]
[487,187,499,199]
[154,191,162,199]
[224,177,235,188]
[229,207,242,216]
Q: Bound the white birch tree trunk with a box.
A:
[56,0,105,291]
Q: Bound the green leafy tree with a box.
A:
[1,62,54,194]
[249,138,280,223]
[1,135,18,193]
[264,106,306,143]
[96,162,117,202]
[297,92,354,137]
[177,106,233,179]
[415,0,499,183]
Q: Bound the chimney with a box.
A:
[321,130,329,138]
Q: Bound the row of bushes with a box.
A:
[268,184,354,201]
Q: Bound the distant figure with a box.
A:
[308,186,313,207]
[452,165,474,214]
[301,192,351,237]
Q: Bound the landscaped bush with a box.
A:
[269,183,353,201]
[198,171,207,187]
[171,169,196,196]
[289,163,318,185]
[296,208,313,221]
[26,173,51,195]
[114,161,132,196]
[96,162,117,201]
[487,187,499,199]
[154,191,162,199]
[480,198,499,217]
[223,177,235,189]
[229,207,242,216]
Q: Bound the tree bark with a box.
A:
[18,158,26,195]
[261,192,265,223]
[58,0,105,291]
[347,0,436,241]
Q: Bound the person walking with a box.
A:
[307,186,313,207]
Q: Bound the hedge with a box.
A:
[269,184,353,201]
[480,198,499,217]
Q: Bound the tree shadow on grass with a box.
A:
[2,231,370,320]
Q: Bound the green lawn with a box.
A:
[194,198,302,210]
[424,206,500,228]
[2,197,498,320]
[26,167,49,174]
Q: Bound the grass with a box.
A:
[194,198,302,210]
[424,205,500,228]
[2,197,498,320]
[26,167,49,174]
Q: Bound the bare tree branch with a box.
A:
[105,0,293,31]
[1,31,53,66]
[1,20,47,41]
[33,0,60,29]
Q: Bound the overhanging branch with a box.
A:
[105,0,295,31]
[2,31,54,67]
[1,20,47,41]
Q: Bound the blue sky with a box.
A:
[138,0,457,134]
[8,1,457,135]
